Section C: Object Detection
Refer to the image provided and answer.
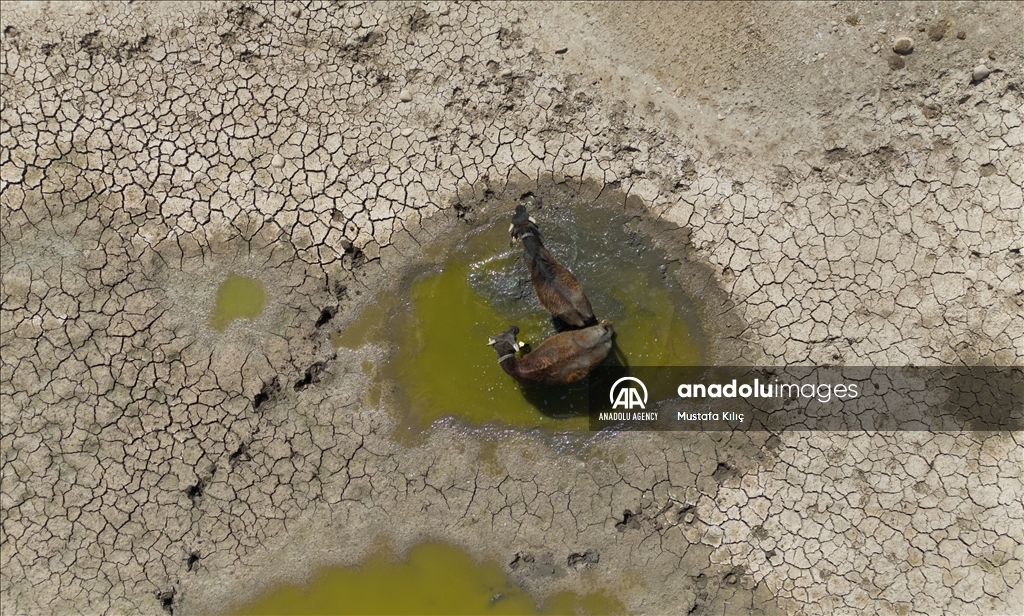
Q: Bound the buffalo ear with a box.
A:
[486,337,496,346]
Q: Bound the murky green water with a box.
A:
[335,199,706,430]
[210,274,267,331]
[231,542,623,615]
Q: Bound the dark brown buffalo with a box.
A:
[487,321,614,386]
[509,205,597,329]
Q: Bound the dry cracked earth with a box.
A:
[1,1,1022,615]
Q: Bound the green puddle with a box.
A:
[335,199,707,431]
[231,543,623,616]
[210,274,267,331]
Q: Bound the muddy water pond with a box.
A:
[209,274,267,331]
[335,195,708,431]
[231,542,622,615]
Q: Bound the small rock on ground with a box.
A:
[972,65,992,82]
[893,37,914,55]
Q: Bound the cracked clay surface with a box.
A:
[1,2,1022,614]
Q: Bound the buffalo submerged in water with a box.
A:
[486,322,615,386]
[509,204,598,330]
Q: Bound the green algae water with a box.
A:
[210,274,266,331]
[335,198,706,430]
[231,542,623,616]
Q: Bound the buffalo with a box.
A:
[487,321,614,386]
[509,204,598,330]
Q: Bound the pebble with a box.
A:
[399,89,413,102]
[499,68,513,77]
[346,15,362,29]
[271,153,285,168]
[655,86,662,93]
[893,37,914,55]
[972,65,992,82]
[401,127,413,137]
[956,30,966,40]
[871,45,880,54]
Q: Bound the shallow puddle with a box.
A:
[335,195,707,430]
[230,542,622,616]
[210,274,267,332]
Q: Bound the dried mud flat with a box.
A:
[1,2,1021,615]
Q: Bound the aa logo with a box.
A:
[610,377,648,410]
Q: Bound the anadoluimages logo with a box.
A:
[610,377,648,410]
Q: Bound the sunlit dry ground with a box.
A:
[1,2,1021,614]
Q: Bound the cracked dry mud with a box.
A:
[1,2,1021,615]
